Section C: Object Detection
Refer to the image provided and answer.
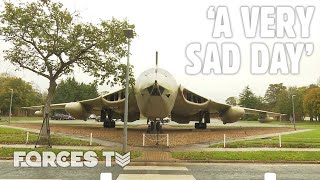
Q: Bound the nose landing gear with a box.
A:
[147,118,163,133]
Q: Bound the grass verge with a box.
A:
[172,151,320,161]
[0,127,97,146]
[0,116,42,121]
[210,125,320,148]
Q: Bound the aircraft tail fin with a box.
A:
[156,51,158,68]
[155,51,158,73]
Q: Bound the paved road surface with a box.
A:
[0,161,319,180]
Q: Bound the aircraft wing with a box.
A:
[171,85,282,124]
[24,88,140,121]
[172,85,232,114]
[243,107,282,117]
[22,97,106,111]
[22,103,68,110]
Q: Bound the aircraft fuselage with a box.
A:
[134,68,178,119]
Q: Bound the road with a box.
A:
[0,161,319,180]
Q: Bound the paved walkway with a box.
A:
[133,151,176,161]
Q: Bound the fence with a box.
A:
[221,134,320,148]
[1,131,96,146]
[142,133,169,147]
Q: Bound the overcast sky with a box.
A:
[1,0,319,103]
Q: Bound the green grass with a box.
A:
[0,127,96,146]
[0,147,141,160]
[172,151,320,161]
[210,122,320,148]
[0,116,42,121]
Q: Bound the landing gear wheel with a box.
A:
[150,121,155,132]
[103,119,115,128]
[103,120,109,128]
[147,121,154,133]
[156,121,162,133]
[195,123,199,129]
[110,120,115,128]
[195,122,207,129]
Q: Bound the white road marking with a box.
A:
[117,174,196,180]
[100,172,112,180]
[123,166,188,171]
[119,166,196,179]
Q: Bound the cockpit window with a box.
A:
[146,84,165,96]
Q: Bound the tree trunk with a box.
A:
[40,80,57,140]
[43,80,57,116]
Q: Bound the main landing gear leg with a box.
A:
[102,109,115,128]
[195,111,209,129]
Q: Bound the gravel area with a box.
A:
[10,123,293,147]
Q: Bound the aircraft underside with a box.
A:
[99,108,212,133]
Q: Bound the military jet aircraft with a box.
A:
[27,52,282,132]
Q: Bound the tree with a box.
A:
[0,0,135,118]
[264,83,286,111]
[304,87,320,121]
[274,90,291,116]
[309,84,319,89]
[0,74,43,116]
[225,96,237,106]
[238,86,264,109]
[52,77,98,103]
[275,86,305,121]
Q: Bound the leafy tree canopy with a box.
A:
[225,96,237,106]
[52,77,98,103]
[304,87,320,121]
[264,83,286,111]
[238,86,264,109]
[0,0,136,115]
[0,74,43,115]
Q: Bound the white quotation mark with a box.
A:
[207,6,215,19]
[265,173,276,180]
[305,43,314,56]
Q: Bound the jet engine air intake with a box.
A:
[183,89,208,104]
[221,106,245,123]
[105,90,125,101]
[34,110,43,117]
[258,112,274,123]
[65,102,89,120]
